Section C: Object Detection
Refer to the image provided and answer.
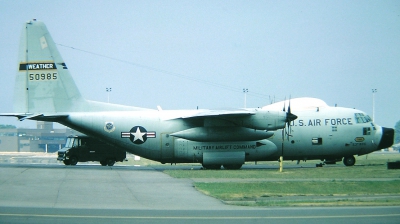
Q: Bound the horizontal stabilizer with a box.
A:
[18,113,44,121]
[0,113,68,122]
[0,113,34,120]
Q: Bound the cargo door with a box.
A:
[161,134,174,160]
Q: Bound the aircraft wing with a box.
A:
[164,107,288,131]
[178,109,255,119]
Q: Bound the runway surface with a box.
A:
[0,156,399,223]
[1,206,399,224]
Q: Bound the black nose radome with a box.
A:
[378,127,394,150]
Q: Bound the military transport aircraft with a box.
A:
[0,20,394,169]
[264,98,394,167]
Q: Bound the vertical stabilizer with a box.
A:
[14,19,84,114]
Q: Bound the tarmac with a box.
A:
[0,152,399,223]
[0,153,225,210]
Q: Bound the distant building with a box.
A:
[0,121,81,153]
[392,143,400,151]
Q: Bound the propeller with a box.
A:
[280,97,298,172]
[282,97,298,141]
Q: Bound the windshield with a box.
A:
[65,137,77,147]
[354,113,372,123]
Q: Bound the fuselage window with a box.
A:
[363,127,371,135]
[312,137,323,145]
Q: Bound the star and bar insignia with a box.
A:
[121,126,156,144]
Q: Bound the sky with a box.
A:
[0,0,399,129]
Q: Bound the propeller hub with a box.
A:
[286,112,298,122]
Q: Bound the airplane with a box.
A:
[0,20,394,169]
[264,98,394,167]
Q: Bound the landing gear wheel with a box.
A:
[69,156,78,166]
[202,164,221,170]
[343,155,356,166]
[100,160,107,166]
[107,159,115,166]
[223,164,243,170]
[63,159,71,165]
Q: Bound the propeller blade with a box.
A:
[282,97,286,112]
[283,96,297,141]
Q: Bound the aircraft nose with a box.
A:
[377,127,394,150]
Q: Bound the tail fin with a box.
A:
[10,20,150,120]
[14,19,84,114]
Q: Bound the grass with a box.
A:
[229,198,400,207]
[194,181,400,200]
[164,165,400,179]
[160,152,400,206]
[163,152,400,179]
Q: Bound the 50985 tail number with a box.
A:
[29,73,58,81]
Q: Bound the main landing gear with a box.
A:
[315,156,356,167]
[202,164,243,170]
[343,155,356,166]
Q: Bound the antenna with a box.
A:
[372,89,377,122]
[243,88,248,108]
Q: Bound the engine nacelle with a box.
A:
[227,109,287,131]
[203,151,245,166]
[170,127,274,142]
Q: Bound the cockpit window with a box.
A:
[354,113,372,123]
[363,127,371,135]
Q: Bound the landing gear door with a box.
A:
[161,134,174,159]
